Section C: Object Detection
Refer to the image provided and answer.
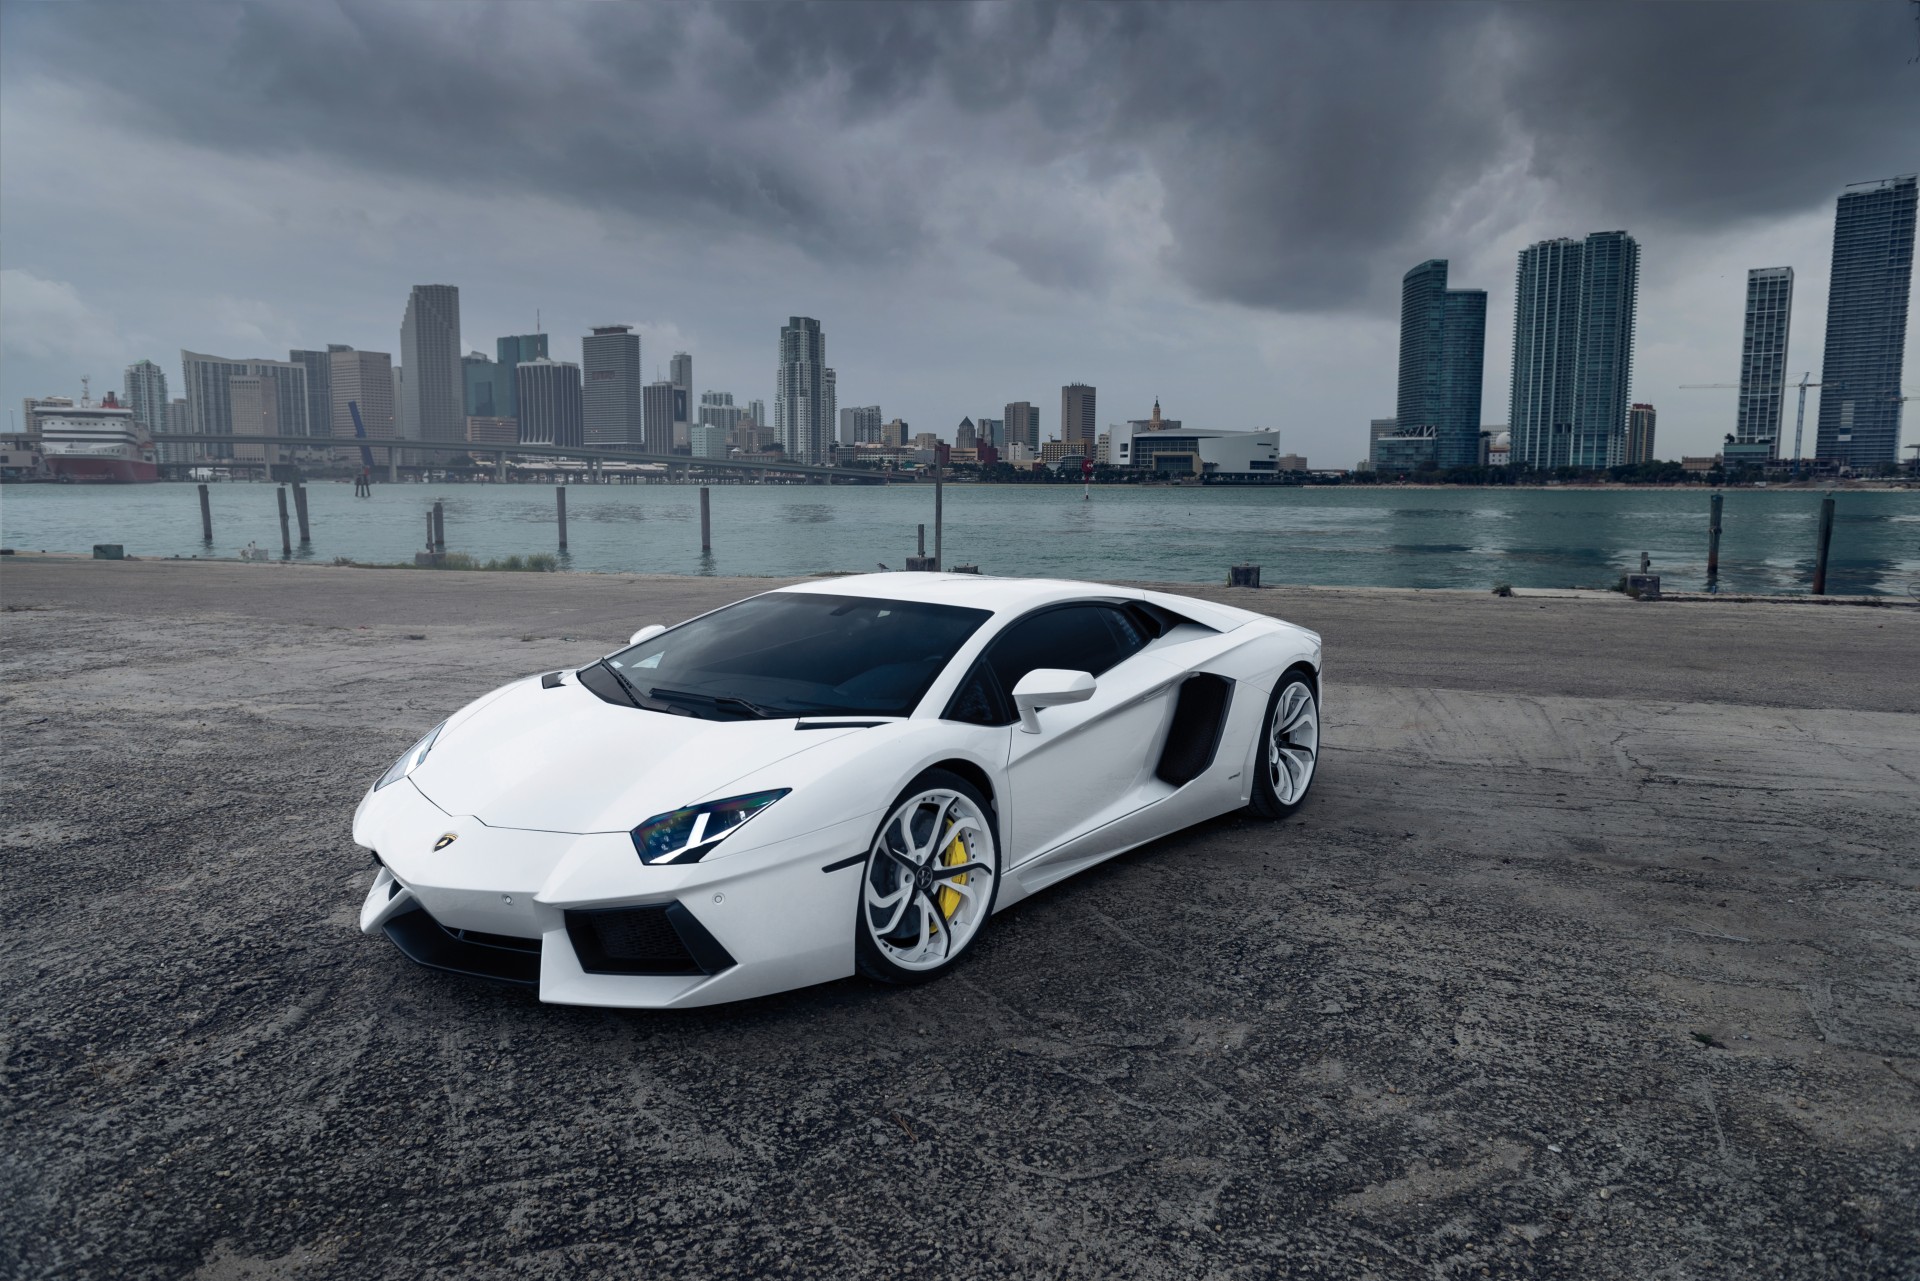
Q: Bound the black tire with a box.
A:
[1247,667,1320,820]
[854,768,1001,985]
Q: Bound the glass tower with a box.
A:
[1509,232,1639,469]
[1397,259,1487,470]
[1735,268,1794,459]
[1815,175,1916,468]
[494,333,550,421]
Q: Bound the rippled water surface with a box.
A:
[4,481,1917,595]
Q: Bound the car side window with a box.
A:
[945,604,1154,726]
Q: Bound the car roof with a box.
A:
[774,572,1262,631]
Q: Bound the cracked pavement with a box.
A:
[2,559,1916,1279]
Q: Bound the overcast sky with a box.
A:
[3,1,1916,463]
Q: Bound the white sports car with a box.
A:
[354,574,1322,1008]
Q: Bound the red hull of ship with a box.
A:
[48,456,160,484]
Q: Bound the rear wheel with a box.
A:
[854,769,1000,984]
[1248,671,1319,819]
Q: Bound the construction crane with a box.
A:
[346,400,378,472]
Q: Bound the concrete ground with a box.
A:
[2,559,1915,1280]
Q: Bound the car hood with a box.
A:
[408,675,853,834]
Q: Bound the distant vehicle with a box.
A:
[353,574,1323,1008]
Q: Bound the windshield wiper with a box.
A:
[596,659,662,712]
[646,686,786,720]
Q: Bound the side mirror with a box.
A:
[1010,668,1096,734]
[628,624,666,647]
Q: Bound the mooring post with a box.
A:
[495,451,506,483]
[933,475,944,571]
[276,486,293,557]
[387,446,398,484]
[293,484,312,545]
[556,485,568,552]
[918,524,926,557]
[700,486,712,553]
[425,510,434,551]
[432,500,445,552]
[1707,492,1723,579]
[198,483,213,543]
[1811,493,1835,595]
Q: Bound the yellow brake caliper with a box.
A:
[935,823,968,923]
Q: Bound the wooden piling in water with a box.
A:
[700,487,712,553]
[1707,493,1722,579]
[276,487,292,558]
[198,484,213,543]
[556,486,568,552]
[293,484,312,545]
[1811,494,1835,595]
[933,478,944,571]
[432,501,445,552]
[917,524,925,557]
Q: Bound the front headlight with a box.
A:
[375,722,444,791]
[631,789,790,865]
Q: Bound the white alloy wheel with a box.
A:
[1249,674,1319,819]
[857,775,998,980]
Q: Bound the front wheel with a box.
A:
[854,769,1000,984]
[1248,671,1319,819]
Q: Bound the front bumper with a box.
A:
[356,779,876,1008]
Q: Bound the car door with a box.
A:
[970,603,1181,864]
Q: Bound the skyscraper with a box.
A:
[1060,384,1096,452]
[1626,403,1657,465]
[400,285,462,446]
[1573,231,1640,469]
[775,318,829,464]
[583,325,643,448]
[670,352,692,446]
[1005,401,1040,451]
[179,351,309,453]
[123,359,168,437]
[701,391,743,434]
[823,367,836,454]
[495,333,549,421]
[643,381,677,455]
[955,417,978,450]
[461,352,506,419]
[1509,232,1639,469]
[288,349,338,439]
[1735,267,1794,460]
[517,359,583,448]
[1397,260,1487,470]
[839,404,881,445]
[330,349,396,453]
[1815,175,1916,468]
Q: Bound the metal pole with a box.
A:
[1706,492,1722,579]
[1811,494,1835,595]
[198,483,213,543]
[496,451,506,483]
[387,445,398,484]
[700,486,711,553]
[556,485,568,552]
[293,484,312,545]
[1791,377,1810,476]
[918,524,926,557]
[432,500,445,552]
[276,486,292,557]
[933,476,944,571]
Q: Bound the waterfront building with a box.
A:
[690,423,728,460]
[329,349,395,445]
[461,352,508,420]
[400,284,463,447]
[671,352,693,446]
[839,404,882,445]
[123,359,168,438]
[1060,383,1097,454]
[955,417,978,450]
[775,317,831,465]
[912,432,943,451]
[226,374,282,463]
[516,359,583,448]
[466,416,518,447]
[1111,423,1281,475]
[179,351,310,454]
[1372,424,1438,474]
[1815,175,1916,468]
[643,380,677,455]
[1733,268,1794,463]
[883,418,910,448]
[162,397,190,463]
[494,333,548,420]
[582,324,643,448]
[1626,404,1657,465]
[976,417,1005,449]
[1509,232,1639,469]
[1369,417,1398,444]
[1004,401,1040,451]
[1397,259,1487,470]
[748,399,766,429]
[288,348,343,439]
[1487,428,1511,468]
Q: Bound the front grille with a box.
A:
[444,926,542,954]
[565,903,737,977]
[384,907,540,985]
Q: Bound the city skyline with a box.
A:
[3,5,1916,463]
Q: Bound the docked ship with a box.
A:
[24,384,160,483]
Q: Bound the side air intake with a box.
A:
[1156,674,1234,786]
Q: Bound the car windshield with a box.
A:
[591,592,992,719]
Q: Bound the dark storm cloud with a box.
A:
[5,1,1914,312]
